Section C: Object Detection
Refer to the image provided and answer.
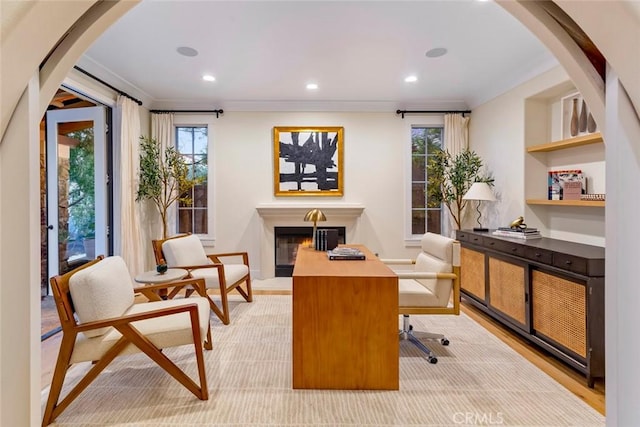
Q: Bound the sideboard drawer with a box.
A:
[492,239,526,257]
[553,253,588,275]
[467,233,484,245]
[524,247,553,265]
[456,231,470,242]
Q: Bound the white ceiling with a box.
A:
[78,0,558,111]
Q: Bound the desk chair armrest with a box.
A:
[379,258,415,265]
[396,272,458,280]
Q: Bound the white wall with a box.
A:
[208,111,426,277]
[469,65,605,247]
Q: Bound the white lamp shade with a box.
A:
[462,182,496,201]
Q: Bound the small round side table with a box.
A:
[134,268,188,285]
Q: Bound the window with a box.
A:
[411,126,443,235]
[176,125,209,235]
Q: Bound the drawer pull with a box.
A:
[535,253,541,257]
[565,260,572,265]
[511,247,517,252]
[489,242,495,246]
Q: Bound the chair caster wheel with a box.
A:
[441,338,450,346]
[409,325,414,331]
[428,356,438,364]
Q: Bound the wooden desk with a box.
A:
[292,245,399,390]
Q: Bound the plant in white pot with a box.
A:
[136,136,202,239]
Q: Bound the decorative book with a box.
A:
[548,169,586,201]
[492,229,542,239]
[327,247,366,260]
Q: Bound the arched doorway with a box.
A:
[1,1,638,426]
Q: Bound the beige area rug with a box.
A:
[43,295,604,426]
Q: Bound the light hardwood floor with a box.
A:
[41,289,605,416]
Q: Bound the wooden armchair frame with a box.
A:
[152,234,253,325]
[42,256,212,426]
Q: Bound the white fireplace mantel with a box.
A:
[255,203,365,278]
[256,203,365,219]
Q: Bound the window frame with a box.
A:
[172,114,216,246]
[404,116,445,246]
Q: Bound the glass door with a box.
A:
[46,106,107,284]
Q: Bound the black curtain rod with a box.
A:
[150,109,224,118]
[396,109,472,119]
[73,66,143,106]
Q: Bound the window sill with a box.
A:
[404,238,422,247]
[199,236,216,248]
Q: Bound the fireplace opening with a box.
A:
[274,226,346,277]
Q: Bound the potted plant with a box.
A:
[136,136,202,239]
[427,148,493,230]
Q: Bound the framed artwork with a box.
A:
[273,126,344,196]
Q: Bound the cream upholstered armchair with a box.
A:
[152,234,253,325]
[42,255,212,426]
[381,232,461,364]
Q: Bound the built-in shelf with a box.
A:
[526,199,605,207]
[527,132,603,153]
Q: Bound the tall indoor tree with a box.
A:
[136,136,201,239]
[427,148,493,230]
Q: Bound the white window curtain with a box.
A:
[116,95,146,276]
[152,112,174,152]
[444,113,469,157]
[151,113,175,237]
[443,113,470,237]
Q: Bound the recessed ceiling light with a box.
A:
[306,83,318,90]
[404,75,418,83]
[202,74,215,82]
[177,46,198,57]
[425,47,448,58]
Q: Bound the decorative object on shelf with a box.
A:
[315,228,339,251]
[427,148,493,230]
[509,216,526,229]
[548,170,585,200]
[156,263,168,275]
[570,98,579,137]
[303,208,326,249]
[580,193,606,201]
[579,99,588,133]
[273,126,344,196]
[462,182,496,232]
[587,112,597,133]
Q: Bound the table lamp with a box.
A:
[303,208,326,248]
[462,182,496,232]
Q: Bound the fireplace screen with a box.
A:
[274,226,345,277]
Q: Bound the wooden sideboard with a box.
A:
[455,229,605,387]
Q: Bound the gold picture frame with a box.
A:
[273,126,344,196]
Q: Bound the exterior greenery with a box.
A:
[67,128,95,242]
[427,148,493,230]
[136,135,202,239]
[411,127,443,234]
